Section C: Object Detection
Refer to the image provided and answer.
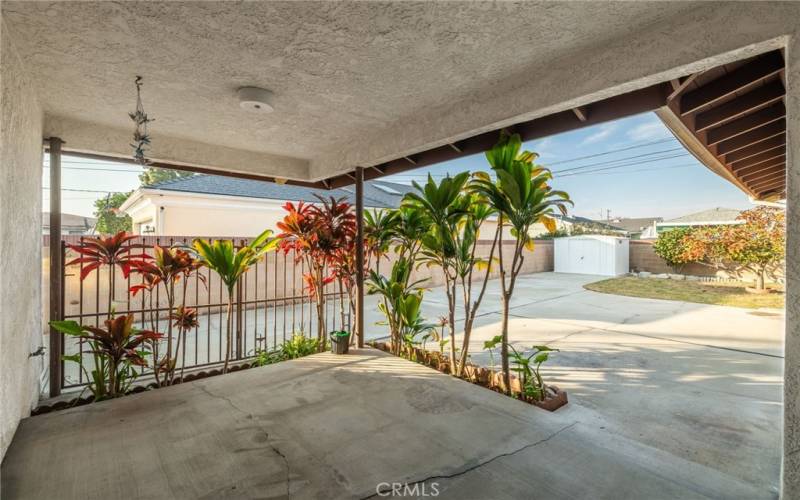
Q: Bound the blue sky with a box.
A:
[382,112,754,220]
[45,111,754,220]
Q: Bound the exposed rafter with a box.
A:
[660,49,786,201]
[680,50,784,114]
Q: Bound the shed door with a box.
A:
[572,239,600,274]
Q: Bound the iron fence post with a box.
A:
[48,137,64,397]
[355,166,365,348]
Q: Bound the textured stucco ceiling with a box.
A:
[3,1,697,178]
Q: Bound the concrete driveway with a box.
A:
[364,272,784,495]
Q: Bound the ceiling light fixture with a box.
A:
[237,87,274,113]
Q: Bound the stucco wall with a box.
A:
[783,34,800,498]
[0,22,45,459]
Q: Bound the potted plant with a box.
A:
[330,330,350,354]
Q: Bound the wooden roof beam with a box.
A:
[680,50,784,115]
[746,167,785,184]
[725,134,786,164]
[694,80,785,131]
[739,162,785,183]
[716,120,785,155]
[706,103,785,145]
[748,173,785,190]
[734,155,786,177]
[730,146,785,171]
[751,177,785,192]
[667,73,701,101]
[758,188,785,199]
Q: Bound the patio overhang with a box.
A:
[3,2,790,192]
[656,50,787,202]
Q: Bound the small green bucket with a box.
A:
[330,331,350,354]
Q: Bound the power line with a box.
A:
[559,153,692,177]
[542,137,676,166]
[562,163,696,177]
[43,165,143,173]
[43,187,130,193]
[552,147,688,174]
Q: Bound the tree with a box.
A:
[93,192,133,234]
[652,227,694,272]
[277,196,355,345]
[139,167,194,186]
[193,230,280,373]
[716,207,785,290]
[471,132,571,393]
[403,173,470,372]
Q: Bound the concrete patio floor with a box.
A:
[1,348,773,499]
[423,272,784,496]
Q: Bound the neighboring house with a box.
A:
[120,175,416,237]
[42,212,96,235]
[600,217,663,239]
[654,207,743,235]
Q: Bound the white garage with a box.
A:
[554,235,629,276]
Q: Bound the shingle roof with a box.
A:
[664,207,741,223]
[600,217,663,233]
[42,212,96,229]
[147,175,416,209]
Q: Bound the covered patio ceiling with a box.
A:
[0,1,718,185]
[657,50,787,201]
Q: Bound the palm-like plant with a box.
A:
[66,231,151,317]
[364,209,399,274]
[193,230,280,373]
[128,245,204,385]
[396,292,434,360]
[470,132,571,392]
[51,314,162,399]
[446,191,500,376]
[403,173,470,370]
[367,257,427,355]
[403,174,498,377]
[278,197,355,345]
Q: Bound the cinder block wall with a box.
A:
[629,240,783,282]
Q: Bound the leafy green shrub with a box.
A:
[281,333,320,359]
[508,344,558,402]
[251,332,320,366]
[652,227,693,272]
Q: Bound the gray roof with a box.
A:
[42,212,96,230]
[664,207,741,224]
[147,174,416,209]
[600,217,663,233]
[556,214,627,233]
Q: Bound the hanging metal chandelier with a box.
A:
[129,75,154,165]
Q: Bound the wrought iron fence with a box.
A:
[54,235,351,391]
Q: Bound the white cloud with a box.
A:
[580,123,617,145]
[530,137,557,160]
[627,118,672,142]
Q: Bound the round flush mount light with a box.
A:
[237,87,274,113]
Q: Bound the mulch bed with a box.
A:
[370,342,568,412]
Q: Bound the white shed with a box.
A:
[554,235,629,276]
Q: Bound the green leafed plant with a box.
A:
[507,344,558,402]
[470,132,571,392]
[50,315,161,399]
[483,334,503,387]
[128,245,204,385]
[367,256,428,355]
[403,173,469,371]
[193,230,280,373]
